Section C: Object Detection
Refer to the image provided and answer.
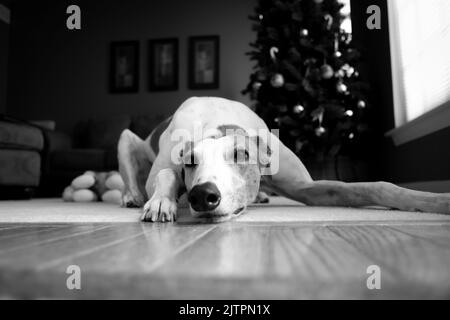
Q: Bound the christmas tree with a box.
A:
[243,0,370,162]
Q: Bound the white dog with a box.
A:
[118,97,450,223]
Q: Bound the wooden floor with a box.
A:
[0,199,450,299]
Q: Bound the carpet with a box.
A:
[0,197,449,224]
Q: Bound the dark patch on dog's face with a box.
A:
[216,124,247,138]
[229,137,261,205]
[217,124,272,169]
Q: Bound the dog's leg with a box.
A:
[273,180,450,214]
[118,129,151,207]
[254,191,270,203]
[253,180,276,204]
[141,168,181,222]
[264,135,450,214]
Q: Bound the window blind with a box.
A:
[389,0,450,124]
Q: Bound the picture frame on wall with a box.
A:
[109,41,139,93]
[188,35,220,90]
[149,38,179,91]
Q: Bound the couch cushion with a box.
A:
[86,115,131,149]
[51,149,106,171]
[0,121,44,151]
[0,149,41,186]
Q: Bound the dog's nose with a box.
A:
[188,182,221,212]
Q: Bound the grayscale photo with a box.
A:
[0,0,449,307]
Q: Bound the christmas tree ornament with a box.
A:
[270,73,284,88]
[335,70,345,78]
[258,14,263,20]
[346,66,355,77]
[315,126,326,137]
[302,78,315,94]
[269,47,279,62]
[347,34,353,43]
[293,104,305,114]
[357,100,367,109]
[336,82,348,93]
[343,33,352,44]
[280,104,288,113]
[256,71,267,81]
[345,109,354,117]
[274,117,281,125]
[295,140,304,153]
[324,14,333,30]
[333,33,342,58]
[333,51,342,58]
[252,82,262,91]
[320,64,334,79]
[311,106,324,122]
[353,71,360,78]
[300,28,309,37]
[304,58,317,66]
[348,133,355,140]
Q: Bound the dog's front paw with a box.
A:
[141,196,177,223]
[122,190,145,208]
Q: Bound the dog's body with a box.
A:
[118,97,450,222]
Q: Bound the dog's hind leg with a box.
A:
[263,134,450,214]
[272,179,450,214]
[118,129,152,208]
[253,191,270,203]
[253,180,272,203]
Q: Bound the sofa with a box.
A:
[40,114,165,197]
[0,116,44,199]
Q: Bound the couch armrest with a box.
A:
[43,130,72,152]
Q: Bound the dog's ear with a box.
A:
[250,135,272,169]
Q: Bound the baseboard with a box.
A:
[399,180,450,193]
[0,186,35,200]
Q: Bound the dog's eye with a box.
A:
[183,152,197,168]
[234,149,249,163]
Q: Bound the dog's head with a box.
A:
[179,127,271,222]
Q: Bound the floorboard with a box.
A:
[44,223,218,273]
[0,198,449,299]
[0,224,110,254]
[328,225,450,291]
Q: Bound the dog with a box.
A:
[118,96,450,223]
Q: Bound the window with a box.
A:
[388,0,450,127]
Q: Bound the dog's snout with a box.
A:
[188,182,221,212]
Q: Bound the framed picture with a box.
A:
[109,41,139,93]
[188,35,220,89]
[149,38,179,91]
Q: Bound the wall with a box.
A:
[0,4,9,114]
[351,0,450,184]
[8,0,449,184]
[7,0,255,133]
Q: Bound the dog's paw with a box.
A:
[253,191,270,204]
[141,196,177,223]
[122,190,145,208]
